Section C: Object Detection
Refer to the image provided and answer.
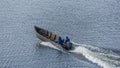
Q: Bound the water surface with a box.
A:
[0,0,120,68]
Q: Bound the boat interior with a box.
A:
[34,26,73,50]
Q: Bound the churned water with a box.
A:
[0,0,120,68]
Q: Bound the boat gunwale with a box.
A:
[34,26,67,51]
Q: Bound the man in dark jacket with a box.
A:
[57,37,64,45]
[65,36,70,43]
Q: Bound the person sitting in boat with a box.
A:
[57,37,64,45]
[65,36,72,50]
[65,36,70,43]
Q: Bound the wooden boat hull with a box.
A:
[34,26,73,50]
[36,32,67,51]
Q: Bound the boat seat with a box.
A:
[45,30,49,38]
[50,34,56,41]
[54,35,59,42]
[48,32,52,39]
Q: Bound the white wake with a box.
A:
[39,41,120,68]
[70,42,120,68]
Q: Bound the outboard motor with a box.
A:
[64,42,73,50]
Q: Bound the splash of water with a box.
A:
[39,41,120,68]
[70,42,120,68]
[40,42,62,51]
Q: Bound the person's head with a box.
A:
[59,37,61,39]
[66,36,69,39]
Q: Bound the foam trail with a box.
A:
[39,41,120,68]
[70,42,120,68]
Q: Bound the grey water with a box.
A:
[0,0,120,68]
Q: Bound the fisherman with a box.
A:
[65,36,70,43]
[65,36,72,50]
[57,37,64,45]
